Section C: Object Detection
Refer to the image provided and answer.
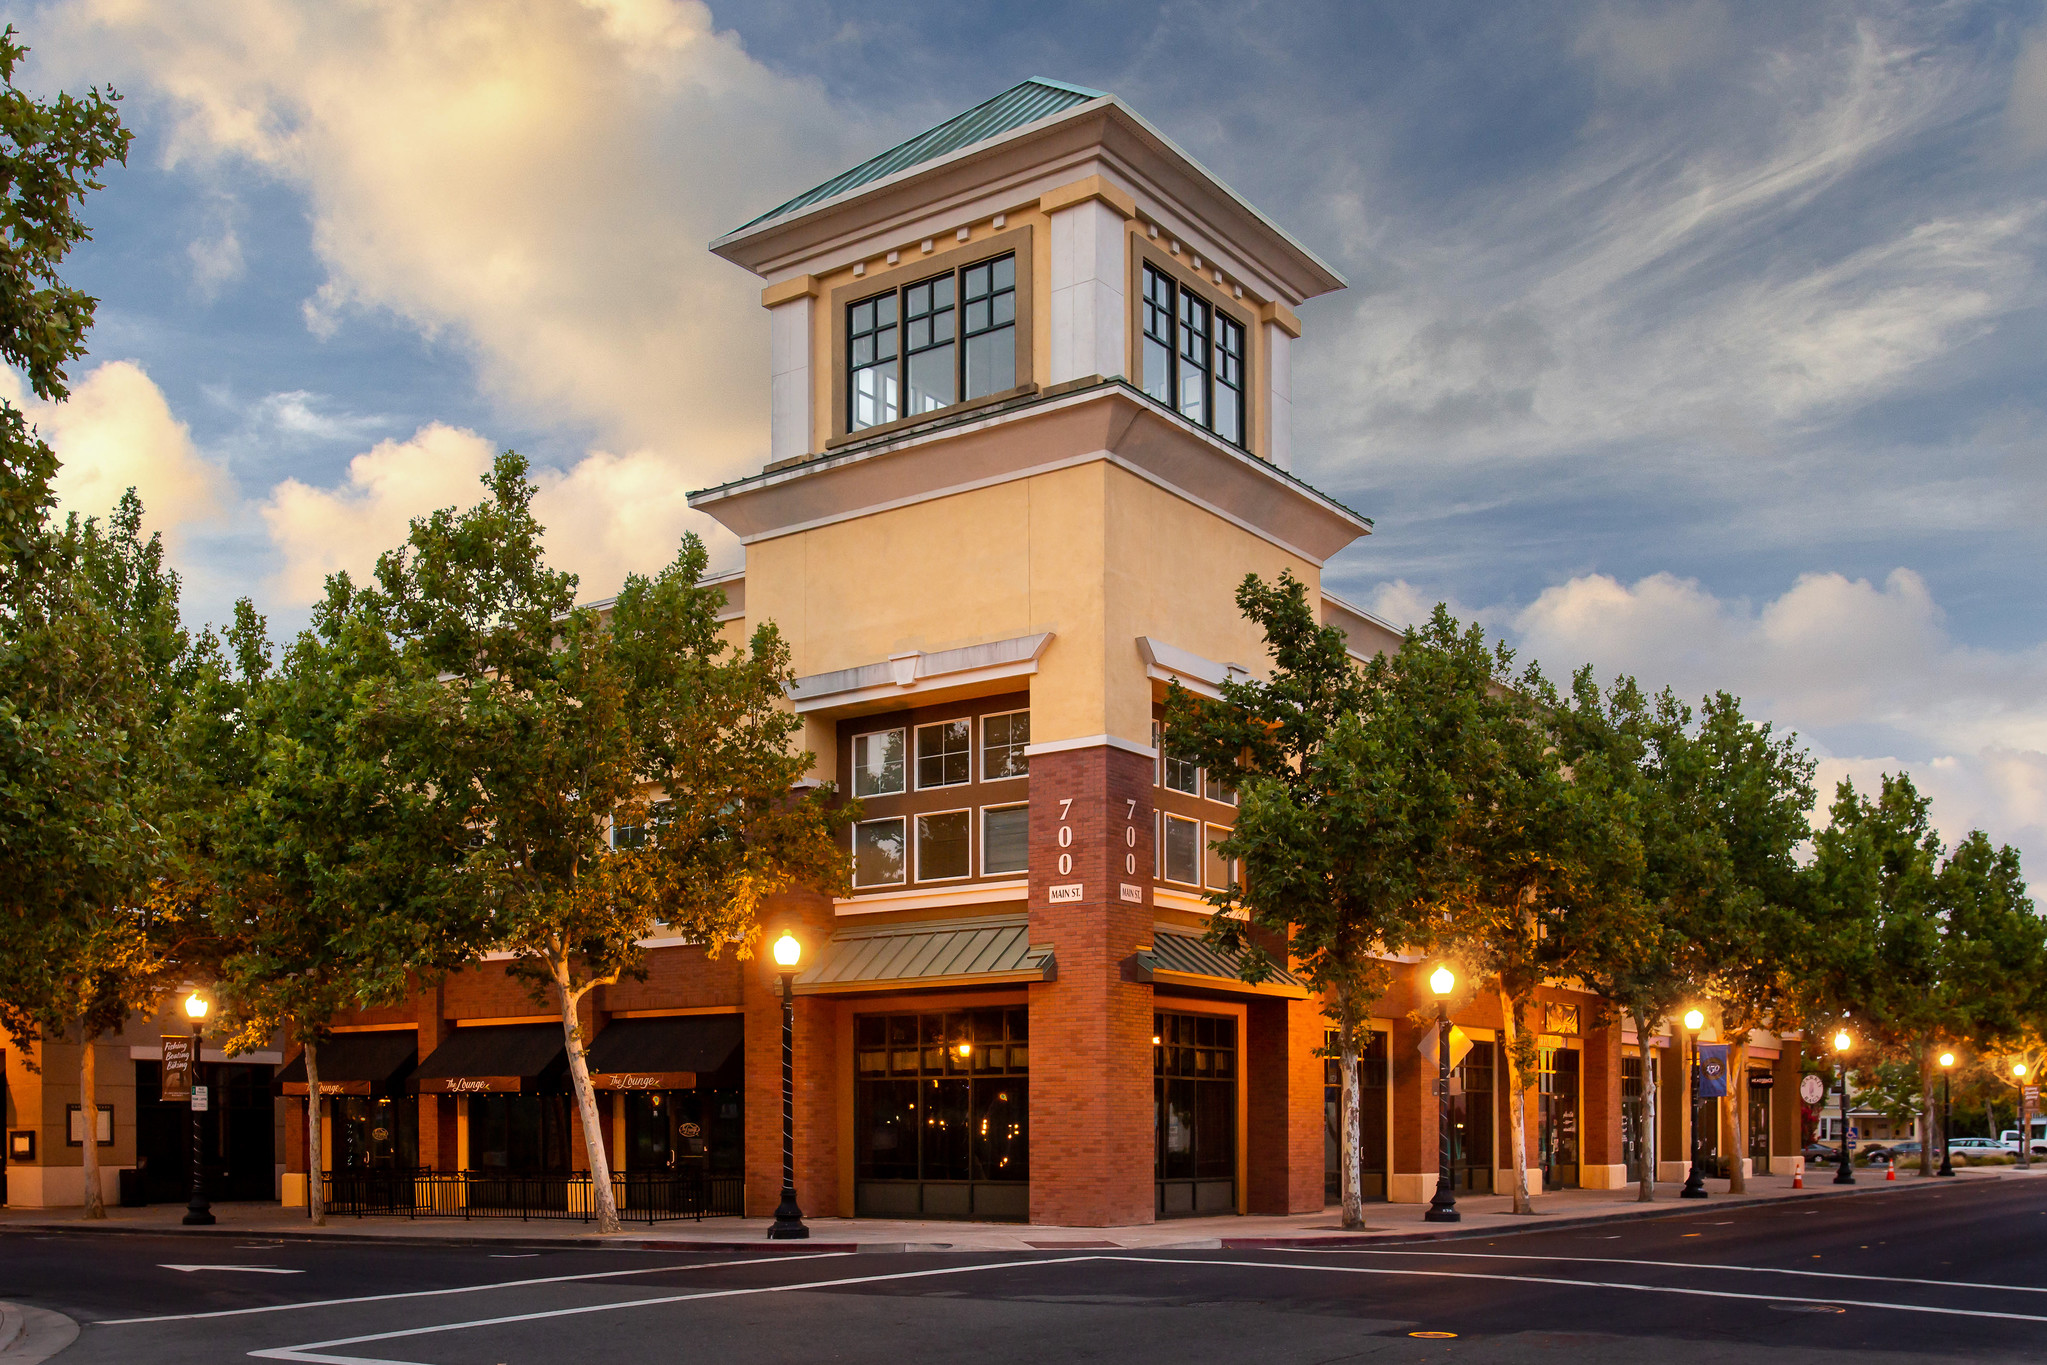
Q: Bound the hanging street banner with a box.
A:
[1698,1044,1730,1098]
[160,1035,193,1103]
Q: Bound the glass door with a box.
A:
[1156,1011,1237,1217]
[1539,1047,1580,1190]
[1747,1071,1772,1175]
[1324,1029,1388,1204]
[1449,1041,1494,1193]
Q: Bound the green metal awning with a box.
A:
[1135,928,1308,999]
[794,916,1055,995]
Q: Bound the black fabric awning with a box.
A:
[411,1023,567,1095]
[585,1014,743,1091]
[276,1030,418,1096]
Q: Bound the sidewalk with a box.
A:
[0,1166,2026,1253]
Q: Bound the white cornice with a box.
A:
[834,880,1030,916]
[789,632,1051,714]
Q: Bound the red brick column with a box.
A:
[744,887,839,1221]
[1582,1017,1623,1178]
[1387,1013,1435,1202]
[416,989,445,1170]
[1773,1042,1805,1161]
[1246,995,1325,1213]
[1026,744,1156,1226]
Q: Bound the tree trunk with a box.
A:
[305,1036,326,1226]
[80,1025,104,1219]
[1499,988,1534,1214]
[1916,1043,1935,1178]
[1635,1010,1658,1202]
[1338,992,1364,1230]
[1726,1038,1748,1194]
[556,962,621,1234]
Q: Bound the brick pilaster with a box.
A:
[744,886,839,1220]
[1026,744,1155,1226]
[1246,995,1325,1213]
[1582,1017,1623,1169]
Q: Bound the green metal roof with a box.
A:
[732,78,1106,234]
[1142,928,1307,997]
[794,916,1054,994]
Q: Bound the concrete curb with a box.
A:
[0,1172,1994,1256]
[0,1302,22,1354]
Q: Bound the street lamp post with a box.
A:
[1425,965,1460,1223]
[767,932,809,1240]
[1937,1051,1956,1178]
[1681,1008,1708,1199]
[2015,1062,2032,1173]
[182,991,215,1226]
[1833,1029,1855,1185]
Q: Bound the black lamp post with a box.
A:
[1680,1008,1708,1199]
[767,932,809,1240]
[1937,1051,1956,1178]
[182,991,215,1226]
[1425,965,1460,1223]
[1833,1028,1855,1185]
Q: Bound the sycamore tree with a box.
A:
[366,454,848,1234]
[0,496,205,1218]
[196,590,477,1225]
[1164,581,1500,1230]
[1555,677,1707,1202]
[1683,693,1815,1193]
[1442,661,1642,1216]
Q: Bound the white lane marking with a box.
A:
[1101,1256,2047,1325]
[161,1266,306,1275]
[1299,1247,2047,1296]
[249,1256,1100,1364]
[95,1252,850,1325]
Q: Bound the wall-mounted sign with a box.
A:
[160,1034,193,1102]
[1047,883,1083,903]
[415,1076,521,1094]
[1799,1074,1825,1105]
[591,1071,698,1091]
[1119,883,1144,904]
[7,1129,33,1160]
[66,1104,113,1146]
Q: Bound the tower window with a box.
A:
[849,252,1017,433]
[1139,263,1246,448]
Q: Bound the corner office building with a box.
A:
[241,80,1805,1226]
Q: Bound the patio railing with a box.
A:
[320,1168,744,1223]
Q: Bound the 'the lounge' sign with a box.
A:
[592,1071,698,1091]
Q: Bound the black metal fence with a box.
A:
[320,1169,744,1223]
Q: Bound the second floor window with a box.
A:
[1141,263,1246,447]
[849,252,1017,433]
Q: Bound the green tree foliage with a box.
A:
[0,26,130,586]
[365,453,849,1233]
[0,495,205,1216]
[196,589,478,1224]
[1164,578,1500,1229]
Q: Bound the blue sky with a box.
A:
[10,0,2047,882]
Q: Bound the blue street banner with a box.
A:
[1699,1044,1730,1098]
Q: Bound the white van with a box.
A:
[1996,1117,2046,1154]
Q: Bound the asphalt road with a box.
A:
[5,1179,2045,1364]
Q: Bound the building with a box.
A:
[2,999,285,1209]
[244,79,1807,1225]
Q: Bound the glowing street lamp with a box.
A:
[1424,965,1460,1224]
[1937,1052,1957,1178]
[1681,1009,1709,1200]
[1832,1028,1855,1186]
[182,991,215,1226]
[768,933,808,1239]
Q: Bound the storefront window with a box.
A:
[1324,1028,1388,1204]
[1155,1010,1237,1217]
[1621,1052,1645,1179]
[1748,1069,1773,1175]
[1538,1047,1581,1190]
[624,1087,743,1176]
[854,1008,1028,1220]
[333,1095,418,1171]
[1449,1040,1494,1192]
[468,1095,572,1174]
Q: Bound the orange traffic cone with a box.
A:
[1886,1162,1896,1181]
[1793,1168,1804,1189]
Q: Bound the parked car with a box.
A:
[1800,1142,1840,1162]
[1998,1130,2047,1155]
[1949,1137,2006,1153]
[1881,1142,1924,1161]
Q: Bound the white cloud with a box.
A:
[261,421,714,606]
[1,360,230,544]
[2010,22,2047,157]
[41,0,865,481]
